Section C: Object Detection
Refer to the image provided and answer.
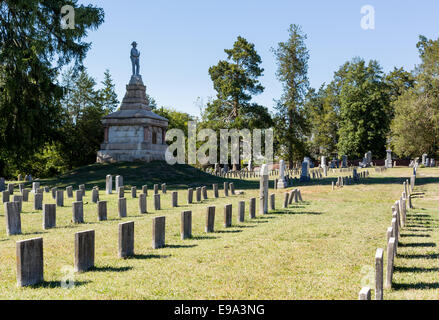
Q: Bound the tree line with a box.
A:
[0,1,438,178]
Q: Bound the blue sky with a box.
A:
[77,0,439,117]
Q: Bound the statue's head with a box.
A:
[131,41,137,48]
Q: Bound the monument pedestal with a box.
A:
[97,75,169,163]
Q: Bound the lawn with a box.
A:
[0,164,438,300]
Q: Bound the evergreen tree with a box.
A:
[272,24,310,167]
[0,0,104,176]
[100,69,119,114]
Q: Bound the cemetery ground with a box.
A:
[0,163,438,300]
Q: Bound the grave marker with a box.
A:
[43,204,56,229]
[72,201,84,224]
[152,216,166,249]
[119,222,134,258]
[16,238,44,287]
[74,230,95,273]
[206,206,215,233]
[181,211,192,239]
[118,198,127,218]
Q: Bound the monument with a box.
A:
[97,42,169,163]
[385,150,393,168]
[277,160,287,189]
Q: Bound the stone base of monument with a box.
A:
[97,75,169,163]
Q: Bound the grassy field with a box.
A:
[0,163,438,300]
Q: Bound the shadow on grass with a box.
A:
[22,231,48,236]
[398,242,437,248]
[394,266,439,273]
[90,266,133,273]
[400,234,431,238]
[392,282,439,290]
[166,244,198,249]
[216,230,243,234]
[190,235,219,240]
[31,280,91,288]
[234,225,256,229]
[127,254,171,260]
[397,253,439,259]
[270,210,322,216]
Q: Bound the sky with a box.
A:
[77,0,439,118]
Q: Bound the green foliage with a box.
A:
[100,69,119,114]
[0,0,104,177]
[335,58,391,159]
[153,106,195,137]
[204,36,271,130]
[272,24,310,166]
[391,36,439,158]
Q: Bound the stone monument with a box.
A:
[385,150,393,168]
[97,42,169,163]
[277,160,287,189]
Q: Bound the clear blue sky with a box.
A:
[78,0,439,117]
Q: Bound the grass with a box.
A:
[0,163,438,299]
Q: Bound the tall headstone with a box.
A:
[115,176,123,192]
[385,150,393,168]
[205,206,215,233]
[5,202,21,235]
[119,221,134,258]
[16,238,44,287]
[72,201,84,224]
[277,160,287,189]
[118,198,127,218]
[74,230,95,273]
[106,175,113,194]
[259,164,269,215]
[152,216,166,249]
[43,204,56,229]
[300,160,310,182]
[181,211,192,240]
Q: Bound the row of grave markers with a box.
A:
[13,187,305,287]
[359,177,413,300]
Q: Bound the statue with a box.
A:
[130,41,140,76]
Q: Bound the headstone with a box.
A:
[97,201,107,221]
[74,230,95,273]
[213,184,219,198]
[237,201,245,223]
[119,221,134,258]
[118,198,127,218]
[21,189,30,202]
[33,193,43,210]
[2,190,9,203]
[106,175,113,194]
[115,176,123,192]
[154,184,159,195]
[300,161,310,182]
[142,185,148,195]
[78,184,85,197]
[72,201,84,224]
[66,186,73,198]
[385,150,393,168]
[277,160,287,189]
[13,195,23,212]
[224,182,229,197]
[196,187,201,202]
[152,216,166,249]
[56,190,64,207]
[75,190,83,202]
[342,155,348,168]
[16,238,44,287]
[154,194,161,210]
[91,188,99,203]
[118,186,124,199]
[5,202,21,235]
[359,287,371,300]
[230,182,235,195]
[283,193,289,209]
[375,248,384,300]
[43,204,56,229]
[249,198,256,219]
[161,183,166,194]
[205,206,215,233]
[139,193,147,214]
[8,183,14,195]
[385,238,396,289]
[269,194,275,211]
[259,164,269,215]
[224,204,232,228]
[171,191,178,208]
[181,211,192,240]
[187,188,193,204]
[202,186,208,200]
[422,153,427,165]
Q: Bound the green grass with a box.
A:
[0,163,438,300]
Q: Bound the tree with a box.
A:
[305,85,339,156]
[335,58,391,159]
[100,69,119,114]
[203,36,272,168]
[272,24,310,167]
[204,36,271,129]
[0,0,104,176]
[391,36,439,158]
